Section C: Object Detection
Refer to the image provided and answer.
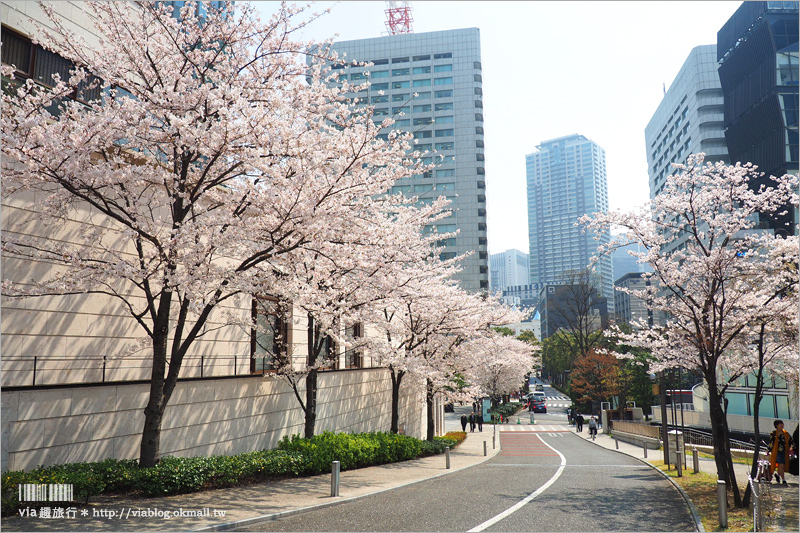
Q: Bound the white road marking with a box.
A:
[468,436,567,532]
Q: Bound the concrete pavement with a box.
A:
[2,404,795,532]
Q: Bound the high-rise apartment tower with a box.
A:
[321,29,489,291]
[525,134,613,313]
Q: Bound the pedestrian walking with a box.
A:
[576,413,584,432]
[567,408,573,425]
[476,411,483,432]
[469,412,476,432]
[769,419,792,484]
[588,416,598,440]
[460,414,468,432]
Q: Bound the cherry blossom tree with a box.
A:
[462,332,539,404]
[264,195,453,438]
[581,154,798,507]
[1,2,423,467]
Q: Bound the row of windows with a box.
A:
[354,64,453,79]
[333,54,481,71]
[252,300,365,373]
[2,26,102,104]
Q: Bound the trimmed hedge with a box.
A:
[2,431,464,516]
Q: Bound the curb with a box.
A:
[588,436,705,533]
[193,438,501,532]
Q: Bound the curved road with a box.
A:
[237,416,695,532]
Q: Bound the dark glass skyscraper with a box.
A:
[717,1,799,235]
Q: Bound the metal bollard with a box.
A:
[483,441,487,456]
[331,461,340,497]
[676,448,682,477]
[692,447,699,474]
[492,435,496,449]
[717,480,727,528]
[445,446,451,469]
[643,442,647,458]
[615,438,619,450]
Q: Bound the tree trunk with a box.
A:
[426,378,436,441]
[706,376,743,508]
[743,335,766,508]
[390,368,404,434]
[139,292,173,468]
[304,369,318,439]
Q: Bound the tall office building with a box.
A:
[322,29,489,291]
[525,134,613,313]
[645,45,730,200]
[717,1,799,235]
[490,248,529,293]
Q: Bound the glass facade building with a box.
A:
[320,29,489,292]
[717,1,799,235]
[525,134,613,314]
[489,248,529,293]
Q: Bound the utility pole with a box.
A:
[660,371,670,467]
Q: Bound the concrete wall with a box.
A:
[1,368,427,472]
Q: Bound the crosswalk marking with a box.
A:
[497,425,570,432]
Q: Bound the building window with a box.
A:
[1,28,102,104]
[433,52,452,59]
[393,93,409,102]
[251,298,287,373]
[371,70,389,78]
[436,142,454,150]
[350,72,366,80]
[392,57,409,63]
[413,66,431,74]
[415,91,431,99]
[474,61,482,69]
[435,102,454,111]
[372,95,389,104]
[413,117,433,125]
[413,104,432,113]
[474,87,483,96]
[436,169,455,178]
[413,54,430,61]
[413,79,431,87]
[344,324,363,368]
[413,130,432,139]
[437,223,457,232]
[434,64,452,72]
[474,74,482,83]
[434,77,453,85]
[392,81,410,89]
[373,108,389,116]
[392,68,410,76]
[435,128,454,137]
[435,115,454,124]
[435,90,453,98]
[475,100,483,108]
[372,82,389,91]
[395,119,410,127]
[372,58,389,65]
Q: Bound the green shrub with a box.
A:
[2,431,460,516]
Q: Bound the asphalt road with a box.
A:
[236,413,696,532]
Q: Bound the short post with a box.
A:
[615,438,619,450]
[330,461,340,497]
[676,446,683,477]
[692,447,699,474]
[445,446,451,469]
[492,434,496,449]
[717,480,727,528]
[483,441,487,456]
[643,441,647,458]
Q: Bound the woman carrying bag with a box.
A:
[768,420,792,484]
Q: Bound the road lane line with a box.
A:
[468,436,566,532]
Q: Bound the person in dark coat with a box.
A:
[469,412,476,432]
[576,413,584,432]
[460,414,468,432]
[476,411,483,431]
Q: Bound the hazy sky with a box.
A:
[254,1,742,255]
